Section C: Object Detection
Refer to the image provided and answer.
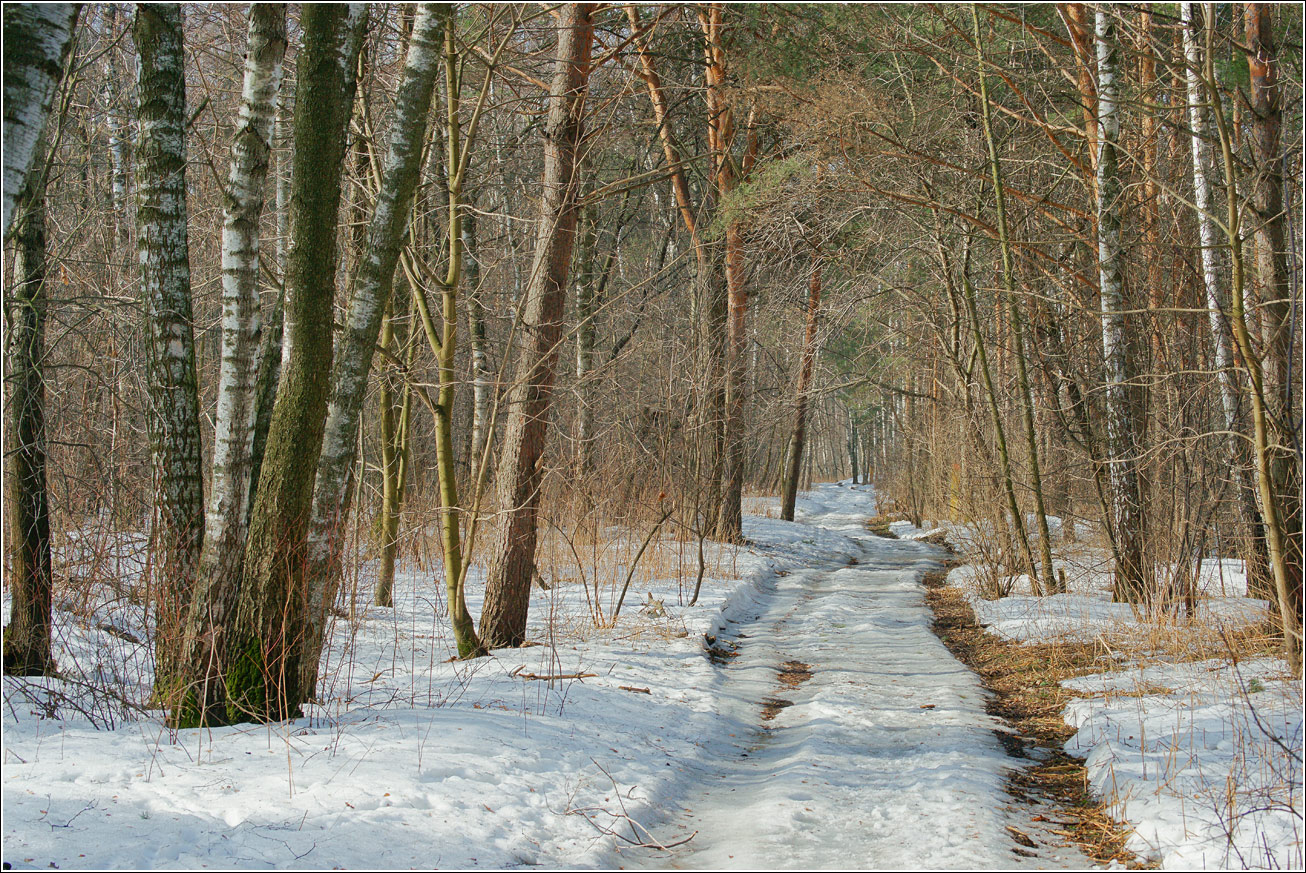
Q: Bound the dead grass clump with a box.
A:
[926,580,1154,868]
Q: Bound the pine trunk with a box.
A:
[479,3,594,650]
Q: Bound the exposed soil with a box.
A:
[923,570,1156,868]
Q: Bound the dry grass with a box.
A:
[923,570,1156,868]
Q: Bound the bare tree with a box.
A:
[479,3,595,649]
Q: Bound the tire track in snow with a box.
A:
[622,510,1092,870]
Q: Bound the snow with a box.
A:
[5,483,1089,869]
[940,525,1305,870]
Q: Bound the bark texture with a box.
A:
[3,160,54,676]
[1094,9,1150,604]
[172,4,286,726]
[227,4,368,724]
[479,3,594,649]
[2,3,79,237]
[300,2,445,693]
[134,4,206,693]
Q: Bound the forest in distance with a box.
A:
[1,2,1303,869]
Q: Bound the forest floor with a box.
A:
[3,484,1301,870]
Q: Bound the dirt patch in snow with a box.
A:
[760,660,813,721]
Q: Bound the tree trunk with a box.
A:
[1203,5,1302,675]
[1181,4,1271,600]
[466,192,492,470]
[228,4,368,724]
[479,3,594,650]
[299,2,444,694]
[2,3,80,237]
[1095,8,1151,605]
[171,4,286,727]
[134,4,206,697]
[781,263,822,521]
[3,148,54,677]
[1244,2,1302,629]
[974,4,1058,593]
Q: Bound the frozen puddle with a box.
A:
[624,509,1092,870]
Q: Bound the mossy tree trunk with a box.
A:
[172,4,286,726]
[3,143,54,677]
[227,4,368,724]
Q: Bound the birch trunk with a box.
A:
[134,4,206,695]
[171,4,286,727]
[2,3,79,238]
[2,152,54,677]
[1181,3,1271,600]
[479,3,594,649]
[1095,8,1150,605]
[299,3,444,694]
[466,193,492,469]
[228,4,368,724]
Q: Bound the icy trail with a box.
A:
[623,494,1090,869]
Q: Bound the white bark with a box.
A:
[1182,4,1240,432]
[301,3,446,680]
[3,3,79,238]
[1095,8,1149,603]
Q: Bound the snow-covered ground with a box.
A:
[936,522,1305,870]
[5,483,1081,869]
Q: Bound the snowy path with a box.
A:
[624,498,1090,870]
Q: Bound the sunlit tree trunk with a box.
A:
[479,3,594,649]
[228,4,368,724]
[1244,2,1302,634]
[172,4,286,726]
[134,3,205,696]
[1094,8,1150,605]
[301,3,444,695]
[1203,4,1301,675]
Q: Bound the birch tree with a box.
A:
[1180,3,1269,599]
[1094,7,1150,604]
[171,4,286,726]
[2,3,80,238]
[226,4,368,724]
[134,3,205,694]
[300,2,447,692]
[479,3,595,649]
